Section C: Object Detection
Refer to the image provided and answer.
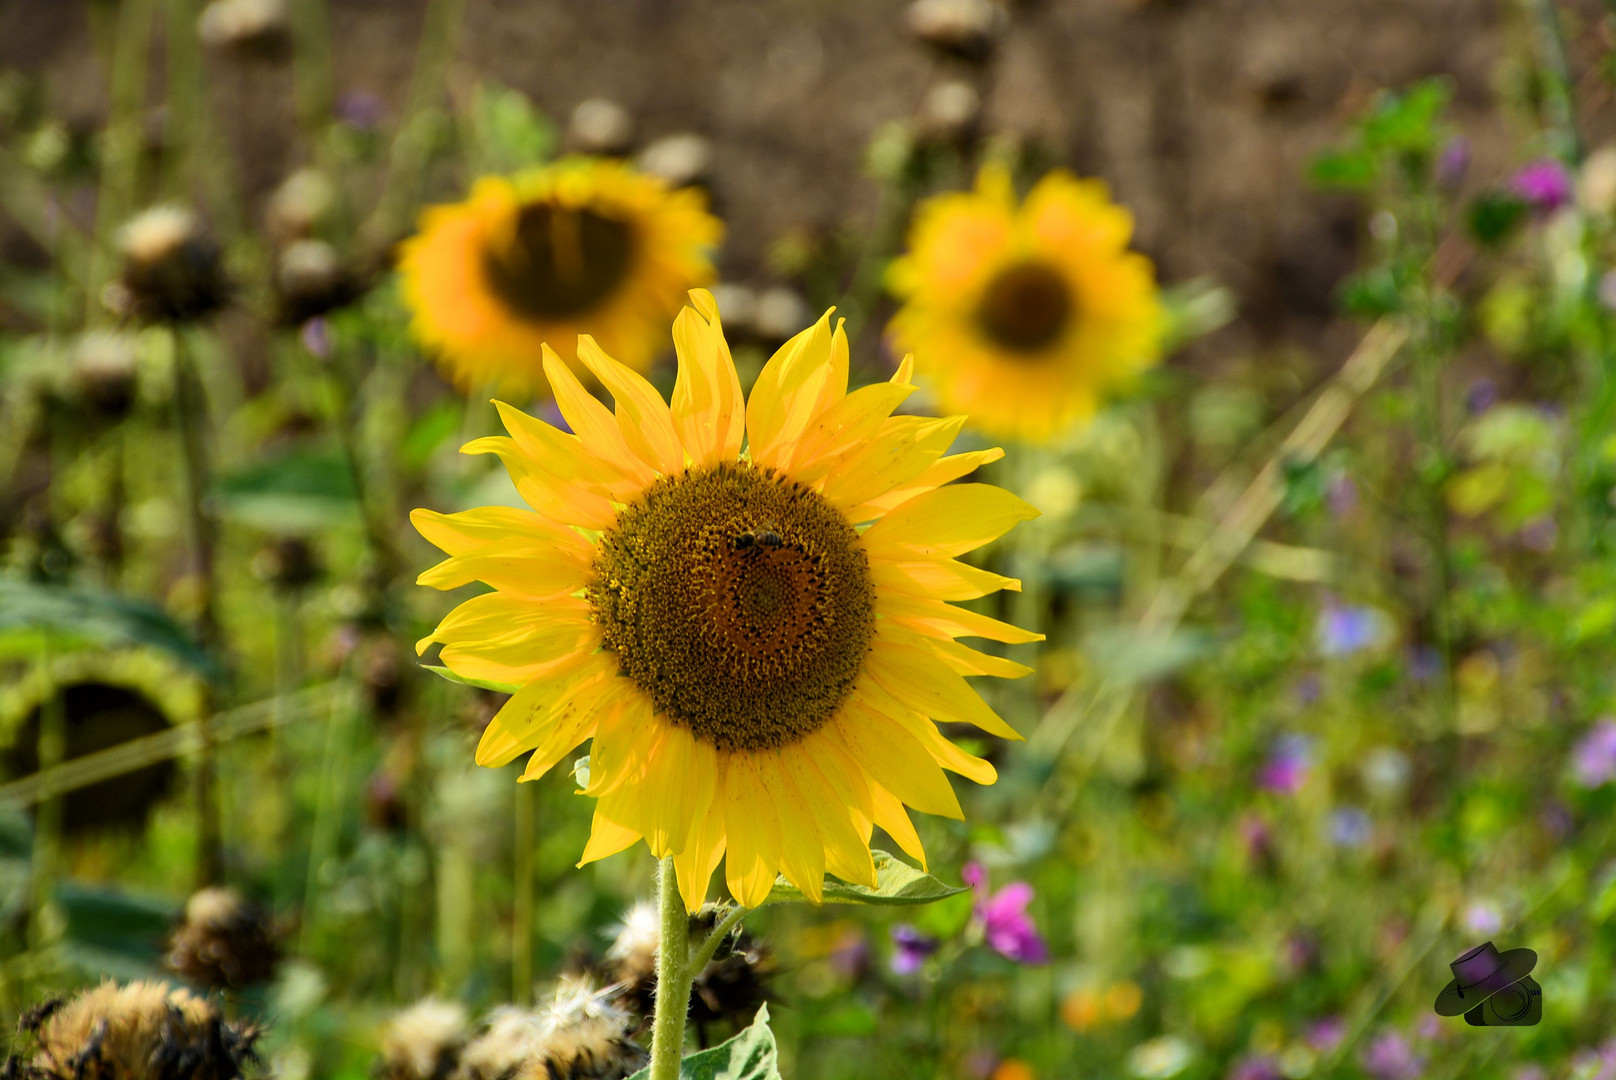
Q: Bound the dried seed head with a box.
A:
[113,205,227,324]
[6,979,259,1080]
[198,0,291,58]
[69,332,140,421]
[166,886,283,991]
[636,134,713,190]
[274,239,364,325]
[568,99,636,157]
[601,902,661,1018]
[916,80,983,146]
[376,999,469,1080]
[266,168,337,241]
[601,905,774,1036]
[517,978,646,1080]
[906,0,1007,62]
[453,1007,549,1080]
[251,536,323,593]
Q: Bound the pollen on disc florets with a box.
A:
[588,462,875,753]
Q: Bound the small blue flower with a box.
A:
[1330,807,1372,849]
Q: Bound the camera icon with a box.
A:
[1464,975,1541,1026]
[1434,942,1541,1028]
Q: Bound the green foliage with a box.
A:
[0,578,219,680]
[213,447,359,534]
[766,851,968,907]
[628,1006,781,1080]
[1307,77,1453,192]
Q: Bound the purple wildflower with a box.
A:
[1435,136,1471,190]
[1510,159,1573,214]
[1572,719,1616,788]
[335,90,388,131]
[300,316,332,361]
[1461,900,1502,937]
[1226,1056,1282,1080]
[963,861,1047,964]
[1317,603,1379,657]
[1327,473,1359,518]
[1257,734,1312,795]
[889,924,938,975]
[1307,1017,1346,1054]
[1329,807,1372,849]
[1361,1032,1424,1080]
[1465,377,1498,415]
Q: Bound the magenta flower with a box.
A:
[1572,719,1616,788]
[1361,1032,1424,1080]
[1510,159,1573,214]
[1257,734,1312,795]
[962,861,1047,964]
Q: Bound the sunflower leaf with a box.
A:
[766,849,968,907]
[626,1004,779,1080]
[421,665,520,695]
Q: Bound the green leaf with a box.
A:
[422,665,520,695]
[213,447,359,534]
[627,1004,780,1080]
[765,849,968,907]
[0,578,221,681]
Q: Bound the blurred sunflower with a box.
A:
[887,164,1162,443]
[398,158,721,398]
[414,289,1040,909]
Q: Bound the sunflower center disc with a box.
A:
[977,260,1072,353]
[588,463,875,752]
[483,202,636,320]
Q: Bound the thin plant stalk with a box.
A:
[27,642,65,952]
[511,779,537,1006]
[87,0,155,323]
[171,328,225,887]
[298,687,357,959]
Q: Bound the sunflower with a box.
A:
[886,164,1163,443]
[413,290,1040,909]
[398,158,721,398]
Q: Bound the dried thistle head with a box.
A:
[906,0,1007,62]
[375,999,469,1080]
[7,979,258,1080]
[517,978,645,1080]
[198,0,291,58]
[166,886,282,991]
[273,239,365,326]
[451,981,644,1080]
[68,332,140,422]
[111,205,227,324]
[600,904,774,1040]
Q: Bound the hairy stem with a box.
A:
[648,858,694,1080]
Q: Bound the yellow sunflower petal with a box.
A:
[579,790,645,865]
[722,754,784,907]
[542,345,658,487]
[671,296,745,466]
[851,447,1005,520]
[411,506,591,559]
[745,309,835,470]
[416,547,589,599]
[870,555,1022,602]
[780,747,875,888]
[829,710,962,820]
[770,761,827,903]
[868,782,928,869]
[475,652,617,767]
[576,335,685,476]
[461,434,621,529]
[862,483,1039,559]
[673,764,729,911]
[864,638,1024,741]
[876,590,1044,645]
[821,415,965,514]
[851,681,998,785]
[493,400,644,501]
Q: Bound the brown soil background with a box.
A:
[0,0,1559,370]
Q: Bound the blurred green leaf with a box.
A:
[1308,149,1377,191]
[1159,277,1237,354]
[766,850,967,907]
[57,882,176,979]
[1468,192,1528,245]
[1084,626,1213,685]
[471,83,557,174]
[0,578,220,681]
[214,447,359,534]
[627,1004,779,1080]
[422,665,520,695]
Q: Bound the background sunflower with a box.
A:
[398,158,722,398]
[886,164,1163,444]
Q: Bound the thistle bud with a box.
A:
[4,980,259,1080]
[906,0,1007,63]
[377,999,469,1080]
[568,99,635,157]
[266,168,337,242]
[166,886,283,991]
[112,205,227,324]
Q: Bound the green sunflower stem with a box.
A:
[649,857,694,1080]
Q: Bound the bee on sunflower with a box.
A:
[886,163,1163,444]
[398,158,722,399]
[413,289,1040,911]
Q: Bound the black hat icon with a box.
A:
[1433,941,1537,1017]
